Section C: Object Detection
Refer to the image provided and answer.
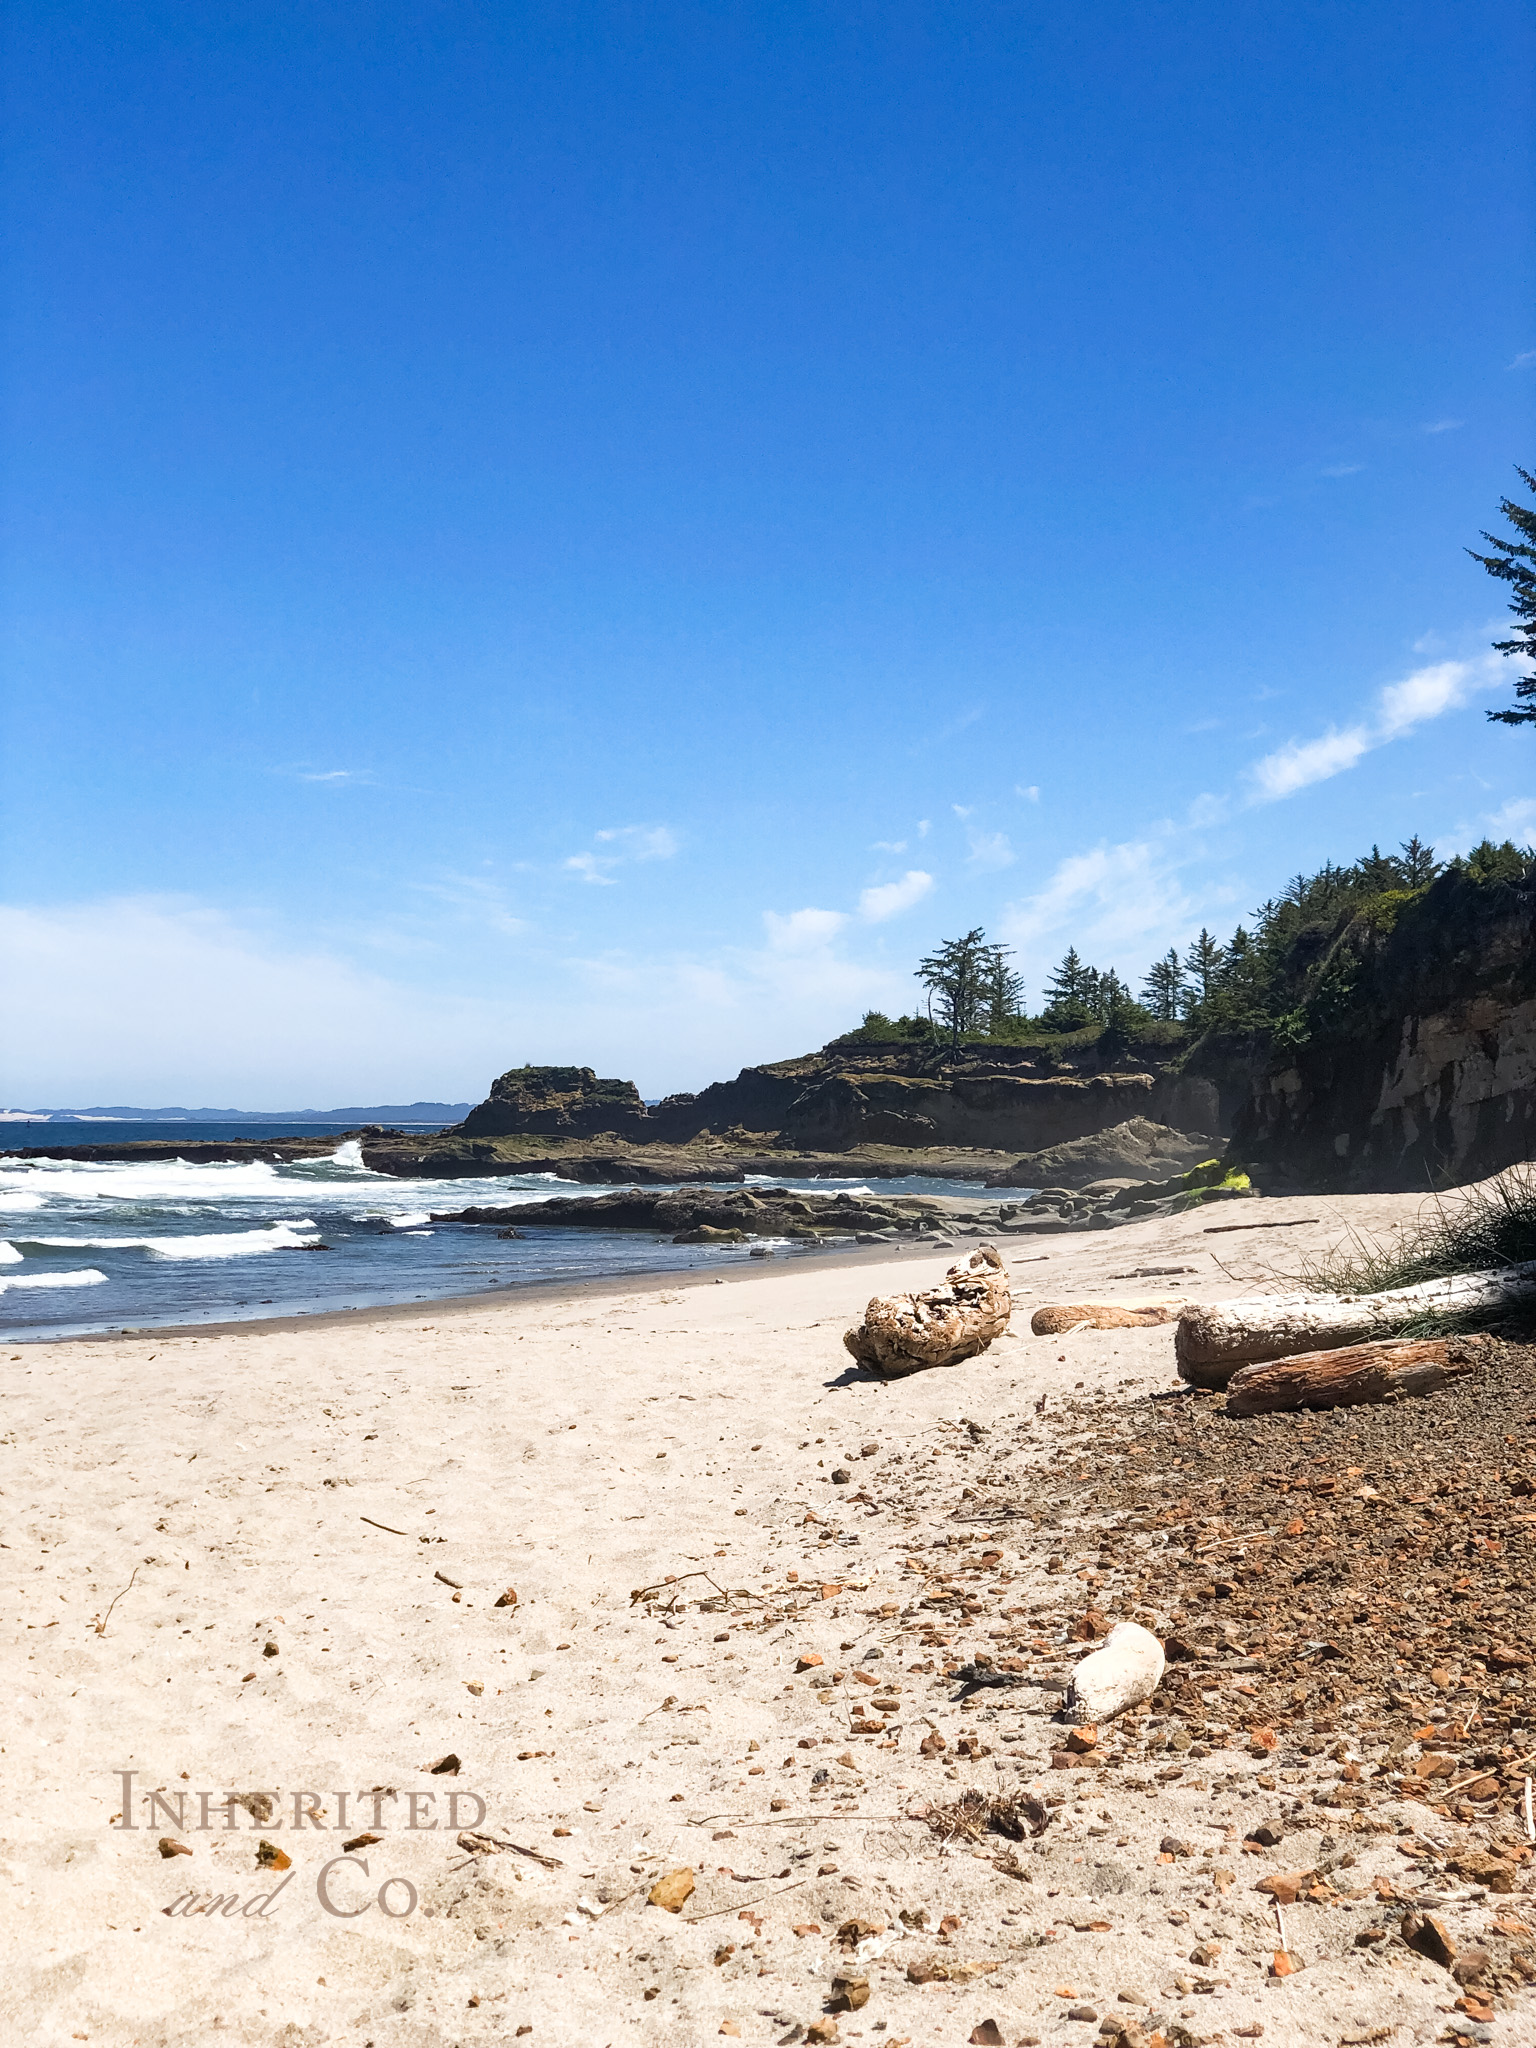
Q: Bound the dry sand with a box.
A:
[1,1188,1528,2047]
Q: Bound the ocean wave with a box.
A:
[19,1222,321,1261]
[0,1191,48,1211]
[0,1241,22,1262]
[0,1268,108,1294]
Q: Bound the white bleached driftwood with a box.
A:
[1174,1260,1536,1388]
[1067,1621,1166,1724]
[1031,1302,1179,1335]
[843,1244,1011,1378]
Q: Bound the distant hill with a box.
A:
[0,1102,474,1124]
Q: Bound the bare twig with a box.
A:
[360,1516,411,1536]
[95,1566,139,1637]
[684,1877,809,1922]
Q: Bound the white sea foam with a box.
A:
[0,1268,107,1293]
[22,1222,321,1260]
[388,1212,433,1228]
[0,1191,48,1212]
[0,1241,22,1262]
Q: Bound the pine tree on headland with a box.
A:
[1469,466,1536,727]
[1397,835,1440,887]
[1042,946,1092,1028]
[916,928,991,1047]
[1181,929,1224,1021]
[1140,948,1184,1021]
[981,945,1026,1034]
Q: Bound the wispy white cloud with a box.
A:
[858,870,934,922]
[1016,784,1040,802]
[871,838,908,853]
[964,828,1015,871]
[292,767,373,785]
[763,906,849,952]
[1422,419,1464,434]
[1483,795,1536,841]
[1321,462,1363,477]
[1246,654,1502,803]
[1247,725,1374,800]
[564,822,679,884]
[916,819,931,838]
[951,803,975,820]
[1509,350,1536,370]
[564,853,618,886]
[411,873,528,936]
[1376,658,1483,736]
[595,824,678,862]
[1001,837,1204,980]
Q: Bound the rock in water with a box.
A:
[1066,1622,1165,1723]
[843,1246,1011,1378]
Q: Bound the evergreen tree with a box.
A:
[915,928,990,1046]
[1469,467,1536,727]
[1042,947,1093,1028]
[981,945,1026,1034]
[1181,929,1224,1019]
[1397,835,1440,886]
[1140,948,1184,1021]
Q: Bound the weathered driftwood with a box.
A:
[1067,1622,1165,1723]
[843,1245,1011,1378]
[1031,1302,1178,1335]
[1175,1260,1536,1387]
[1224,1336,1489,1416]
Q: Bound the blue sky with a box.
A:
[2,1,1533,1104]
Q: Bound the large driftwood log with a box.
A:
[1224,1336,1490,1416]
[1031,1303,1179,1334]
[1175,1260,1536,1387]
[844,1245,1011,1378]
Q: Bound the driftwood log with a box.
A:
[1031,1302,1179,1335]
[844,1245,1011,1378]
[1175,1260,1536,1387]
[1224,1336,1491,1416]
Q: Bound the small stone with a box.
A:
[158,1837,192,1858]
[647,1867,696,1913]
[970,2025,1005,2046]
[494,1587,518,1607]
[1402,1910,1457,1969]
[797,1653,824,1671]
[255,1840,290,1870]
[1067,2008,1099,2023]
[831,1469,852,1485]
[465,1681,483,1695]
[428,1753,461,1775]
[1268,1948,1303,1977]
[343,1831,381,1851]
[1066,1724,1099,1754]
[828,1974,869,2011]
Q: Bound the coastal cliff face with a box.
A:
[1228,859,1536,1191]
[416,1037,1227,1175]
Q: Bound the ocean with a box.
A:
[0,1124,992,1341]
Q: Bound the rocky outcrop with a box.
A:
[458,1067,649,1139]
[1228,860,1536,1192]
[432,1185,1000,1241]
[983,1115,1219,1189]
[407,1036,1230,1182]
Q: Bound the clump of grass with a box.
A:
[1293,1164,1536,1337]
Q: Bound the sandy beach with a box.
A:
[3,1187,1530,2047]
